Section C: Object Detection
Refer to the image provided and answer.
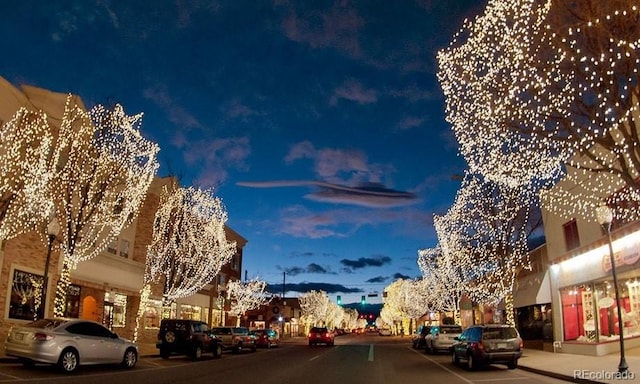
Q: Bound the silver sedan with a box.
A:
[5,318,138,373]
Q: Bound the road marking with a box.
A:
[410,347,473,384]
[368,344,374,362]
[310,355,320,361]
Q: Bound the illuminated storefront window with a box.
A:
[105,292,128,328]
[180,304,202,321]
[144,298,163,329]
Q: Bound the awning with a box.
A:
[513,271,551,308]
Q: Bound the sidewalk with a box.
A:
[517,347,640,383]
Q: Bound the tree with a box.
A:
[299,290,330,328]
[227,278,269,326]
[0,107,54,240]
[438,0,640,221]
[144,180,236,301]
[435,172,540,326]
[51,96,159,316]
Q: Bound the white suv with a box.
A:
[210,326,256,353]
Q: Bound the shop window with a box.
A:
[144,299,163,329]
[180,304,202,321]
[64,284,81,318]
[105,291,127,328]
[595,280,634,342]
[162,302,177,319]
[8,269,42,320]
[563,219,580,251]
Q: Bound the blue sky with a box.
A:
[1,0,482,304]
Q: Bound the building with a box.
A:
[0,77,246,343]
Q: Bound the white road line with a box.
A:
[410,347,474,384]
[310,355,320,361]
[368,344,374,362]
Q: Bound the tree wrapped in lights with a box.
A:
[381,278,424,334]
[299,290,330,328]
[417,245,466,325]
[438,172,540,326]
[51,96,159,316]
[144,180,237,303]
[342,307,359,330]
[0,108,55,240]
[227,277,269,326]
[438,0,640,221]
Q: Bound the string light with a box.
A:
[49,95,159,316]
[226,278,269,326]
[437,0,640,221]
[144,180,237,303]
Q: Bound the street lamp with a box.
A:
[39,215,60,320]
[596,205,628,373]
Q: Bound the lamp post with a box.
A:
[39,215,60,320]
[596,205,628,373]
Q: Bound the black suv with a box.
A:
[450,324,523,370]
[157,319,222,360]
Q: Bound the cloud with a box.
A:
[330,79,377,105]
[366,276,388,283]
[393,272,412,280]
[341,256,391,270]
[278,263,336,276]
[395,116,426,131]
[237,179,418,208]
[143,85,202,130]
[181,136,251,187]
[267,282,363,294]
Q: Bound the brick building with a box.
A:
[0,77,246,343]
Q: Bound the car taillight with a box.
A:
[34,333,53,341]
[519,339,523,349]
[470,341,484,350]
[324,333,329,338]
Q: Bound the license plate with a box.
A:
[498,343,507,349]
[14,333,23,341]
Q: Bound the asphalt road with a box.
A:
[0,334,571,383]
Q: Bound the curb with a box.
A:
[519,365,605,384]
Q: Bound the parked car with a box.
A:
[157,319,222,360]
[378,327,392,336]
[450,324,523,370]
[5,318,138,373]
[425,324,463,354]
[251,329,279,348]
[411,325,431,349]
[308,327,334,346]
[210,326,256,353]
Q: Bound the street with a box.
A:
[0,334,571,384]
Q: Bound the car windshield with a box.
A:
[311,327,327,333]
[483,328,518,340]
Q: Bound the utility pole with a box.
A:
[282,271,286,298]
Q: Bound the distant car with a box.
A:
[451,324,523,370]
[308,327,334,346]
[5,318,138,373]
[252,329,279,348]
[156,319,222,360]
[425,324,462,354]
[378,327,392,336]
[210,326,256,353]
[411,325,432,349]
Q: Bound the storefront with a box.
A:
[550,227,640,356]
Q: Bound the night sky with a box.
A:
[1,0,483,304]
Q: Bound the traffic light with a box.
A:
[361,295,366,305]
[337,295,342,305]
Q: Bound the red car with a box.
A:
[252,329,279,348]
[308,327,334,346]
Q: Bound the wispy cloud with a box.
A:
[395,116,426,131]
[330,79,377,105]
[392,272,412,280]
[143,85,202,130]
[277,263,336,276]
[366,276,388,283]
[341,256,392,270]
[237,179,418,208]
[267,282,363,294]
[179,136,251,187]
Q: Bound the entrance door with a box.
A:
[103,302,114,330]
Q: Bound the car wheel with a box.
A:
[507,359,518,370]
[451,350,459,366]
[122,348,137,368]
[164,331,176,344]
[160,347,170,359]
[213,344,223,358]
[191,345,203,360]
[58,348,79,373]
[466,353,476,370]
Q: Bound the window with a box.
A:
[105,292,128,328]
[8,269,42,320]
[107,239,118,255]
[144,299,163,329]
[563,219,580,251]
[231,255,239,270]
[105,237,130,258]
[119,239,129,258]
[64,284,81,318]
[180,304,202,321]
